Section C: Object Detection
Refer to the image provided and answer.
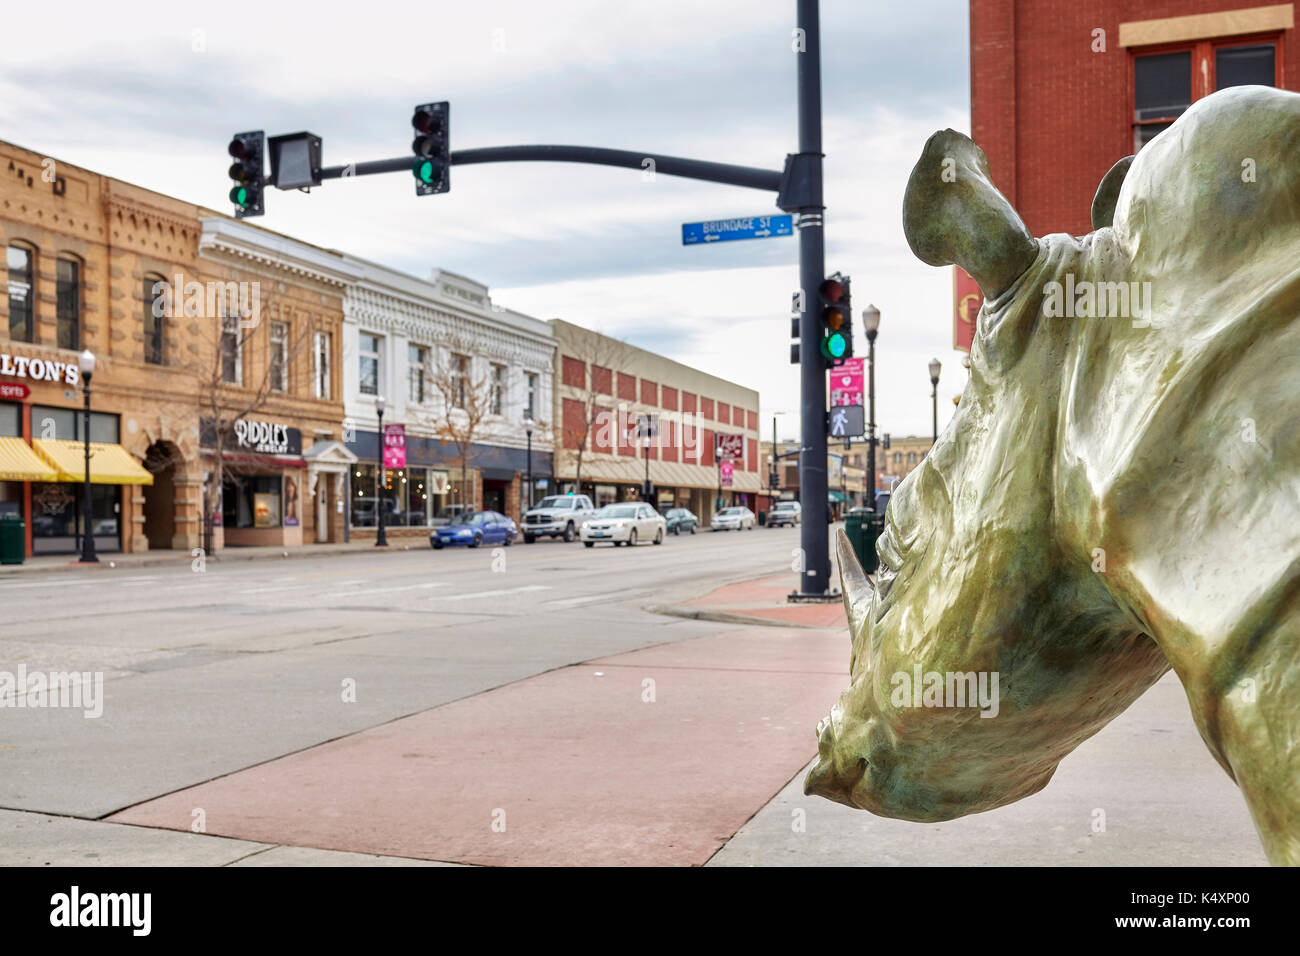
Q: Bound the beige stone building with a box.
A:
[550,319,760,523]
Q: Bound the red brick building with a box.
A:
[971,1,1297,236]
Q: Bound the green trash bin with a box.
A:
[842,511,882,575]
[758,510,767,527]
[0,513,25,565]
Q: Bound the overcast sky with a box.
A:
[1,0,970,441]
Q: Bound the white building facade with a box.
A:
[341,261,554,538]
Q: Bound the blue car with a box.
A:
[430,510,517,549]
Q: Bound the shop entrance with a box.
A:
[143,441,180,550]
[482,479,507,515]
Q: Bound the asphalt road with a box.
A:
[0,524,805,820]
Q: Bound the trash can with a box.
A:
[0,513,25,565]
[758,509,767,527]
[842,511,880,575]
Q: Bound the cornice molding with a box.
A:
[198,217,365,289]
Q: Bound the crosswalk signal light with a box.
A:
[227,131,265,219]
[411,102,450,196]
[819,274,849,365]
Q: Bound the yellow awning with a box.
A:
[0,437,58,481]
[32,440,154,485]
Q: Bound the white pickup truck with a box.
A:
[521,494,596,543]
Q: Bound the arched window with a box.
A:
[6,244,35,342]
[892,452,902,465]
[907,452,917,464]
[56,255,81,351]
[143,274,166,364]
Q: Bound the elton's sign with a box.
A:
[0,352,80,386]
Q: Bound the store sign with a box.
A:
[715,433,744,462]
[0,383,30,401]
[429,470,449,494]
[0,352,80,386]
[232,419,302,455]
[383,424,406,469]
[720,461,734,487]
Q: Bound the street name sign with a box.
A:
[682,214,793,246]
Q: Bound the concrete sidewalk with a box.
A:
[650,572,851,629]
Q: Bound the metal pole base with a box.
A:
[788,589,842,604]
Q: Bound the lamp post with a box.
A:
[862,304,880,512]
[642,423,651,502]
[77,350,97,563]
[375,395,388,547]
[928,357,942,446]
[524,417,534,512]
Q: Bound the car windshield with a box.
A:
[774,503,796,510]
[598,506,639,519]
[536,496,570,509]
[451,512,486,526]
[719,508,743,516]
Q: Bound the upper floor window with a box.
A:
[359,333,380,395]
[270,320,288,392]
[409,345,427,404]
[6,245,34,343]
[56,257,80,351]
[892,452,902,465]
[490,363,506,416]
[221,314,241,385]
[450,353,469,409]
[1133,37,1278,151]
[143,275,165,364]
[524,371,538,421]
[313,331,332,399]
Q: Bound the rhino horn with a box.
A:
[836,528,872,646]
[1090,155,1134,230]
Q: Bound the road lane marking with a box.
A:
[334,582,449,596]
[433,585,551,601]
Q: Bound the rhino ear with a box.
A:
[1090,155,1134,230]
[835,529,872,650]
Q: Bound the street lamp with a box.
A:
[77,349,97,563]
[375,394,388,547]
[524,417,534,512]
[928,357,942,446]
[641,416,652,501]
[863,304,880,511]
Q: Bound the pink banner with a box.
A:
[720,460,734,487]
[383,423,406,469]
[829,357,864,407]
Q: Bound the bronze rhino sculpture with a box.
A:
[806,85,1300,865]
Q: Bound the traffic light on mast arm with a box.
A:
[818,273,850,366]
[411,101,450,195]
[227,131,265,218]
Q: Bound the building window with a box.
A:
[359,333,380,395]
[223,475,284,529]
[907,452,917,464]
[892,452,902,465]
[408,345,427,404]
[56,257,80,351]
[524,371,538,420]
[270,320,288,392]
[313,331,332,399]
[143,275,165,364]
[490,363,506,416]
[452,353,468,409]
[221,314,241,385]
[7,245,34,343]
[1132,39,1277,151]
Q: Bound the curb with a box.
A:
[642,603,831,630]
[0,543,429,577]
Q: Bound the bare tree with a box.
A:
[559,329,633,494]
[425,335,496,510]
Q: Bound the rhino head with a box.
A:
[806,86,1300,863]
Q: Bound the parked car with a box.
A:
[664,508,698,535]
[874,491,891,516]
[430,503,474,528]
[711,506,756,531]
[522,494,596,543]
[767,500,801,527]
[580,503,666,547]
[430,510,517,549]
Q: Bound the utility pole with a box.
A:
[793,0,831,598]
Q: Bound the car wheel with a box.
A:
[432,541,444,550]
[654,528,663,545]
[584,541,594,548]
[628,529,638,547]
[523,533,535,544]
[563,522,575,543]
[504,533,513,547]
[470,534,482,548]
[690,525,695,534]
[673,525,680,536]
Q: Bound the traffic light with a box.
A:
[227,131,265,218]
[839,275,854,361]
[411,101,450,195]
[818,273,850,365]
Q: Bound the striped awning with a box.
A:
[0,437,58,481]
[32,440,154,485]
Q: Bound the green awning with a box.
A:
[828,490,849,503]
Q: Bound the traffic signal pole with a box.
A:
[240,0,834,598]
[792,0,831,598]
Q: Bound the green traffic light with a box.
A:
[414,159,435,184]
[821,332,847,360]
[229,185,249,207]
